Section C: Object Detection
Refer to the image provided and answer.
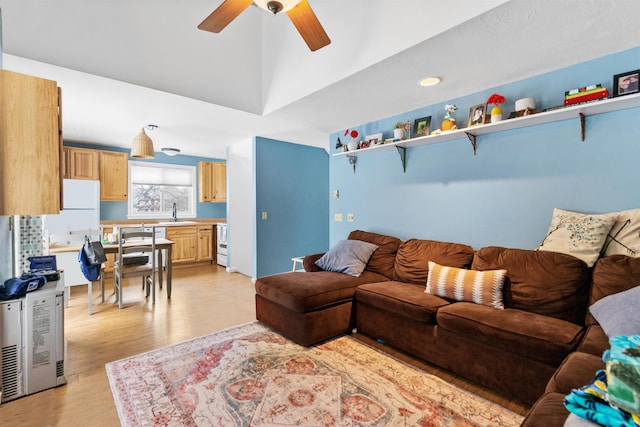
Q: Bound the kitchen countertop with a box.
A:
[101,218,225,228]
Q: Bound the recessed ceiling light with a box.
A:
[418,77,441,87]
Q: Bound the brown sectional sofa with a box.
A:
[254,230,640,423]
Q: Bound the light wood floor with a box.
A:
[0,264,529,425]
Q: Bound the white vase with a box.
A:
[394,128,404,140]
[347,139,359,151]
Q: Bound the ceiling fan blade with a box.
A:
[198,0,253,33]
[286,0,331,51]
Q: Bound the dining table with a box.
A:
[48,238,175,298]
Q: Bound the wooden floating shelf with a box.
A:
[334,92,640,172]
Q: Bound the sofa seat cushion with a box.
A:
[437,302,584,365]
[472,246,591,325]
[356,281,449,324]
[393,239,475,284]
[255,270,389,313]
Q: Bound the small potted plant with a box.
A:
[394,122,405,140]
[487,93,506,123]
[442,104,457,131]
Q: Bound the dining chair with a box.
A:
[113,227,156,309]
[45,228,104,315]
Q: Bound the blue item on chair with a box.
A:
[79,247,101,282]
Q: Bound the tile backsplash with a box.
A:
[18,215,43,274]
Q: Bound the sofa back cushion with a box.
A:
[393,239,475,284]
[472,246,591,325]
[587,254,640,326]
[348,230,402,279]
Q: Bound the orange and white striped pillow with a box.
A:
[425,261,507,309]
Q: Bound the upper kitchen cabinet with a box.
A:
[198,161,227,202]
[213,163,227,202]
[0,70,62,215]
[64,146,99,180]
[99,150,128,201]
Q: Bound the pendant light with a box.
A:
[131,125,157,159]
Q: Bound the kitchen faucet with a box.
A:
[172,202,177,222]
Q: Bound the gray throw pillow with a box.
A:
[315,240,378,277]
[589,285,640,337]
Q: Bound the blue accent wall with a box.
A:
[329,46,640,249]
[64,142,226,221]
[255,137,329,277]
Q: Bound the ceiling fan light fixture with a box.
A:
[254,0,301,14]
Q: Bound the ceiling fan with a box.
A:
[198,0,331,51]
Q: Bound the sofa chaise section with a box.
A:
[255,230,401,346]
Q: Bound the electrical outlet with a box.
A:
[347,213,355,222]
[262,211,268,220]
[334,213,343,222]
[333,189,339,198]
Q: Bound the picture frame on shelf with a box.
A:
[613,69,639,97]
[412,116,431,138]
[468,104,487,127]
[364,133,383,145]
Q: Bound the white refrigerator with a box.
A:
[43,179,101,286]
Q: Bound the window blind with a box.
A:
[130,164,192,186]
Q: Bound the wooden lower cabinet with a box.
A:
[197,225,213,261]
[166,226,198,264]
[101,223,215,271]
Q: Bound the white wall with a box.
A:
[227,140,255,280]
[0,10,12,283]
[0,8,3,68]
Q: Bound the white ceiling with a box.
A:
[1,0,639,159]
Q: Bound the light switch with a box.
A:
[347,213,354,222]
[262,211,268,220]
[333,189,339,198]
[334,213,343,222]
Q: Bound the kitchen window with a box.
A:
[128,161,196,219]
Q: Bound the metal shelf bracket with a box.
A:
[347,155,357,174]
[579,112,586,141]
[465,132,477,155]
[396,146,407,172]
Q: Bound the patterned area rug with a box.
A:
[106,322,523,426]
